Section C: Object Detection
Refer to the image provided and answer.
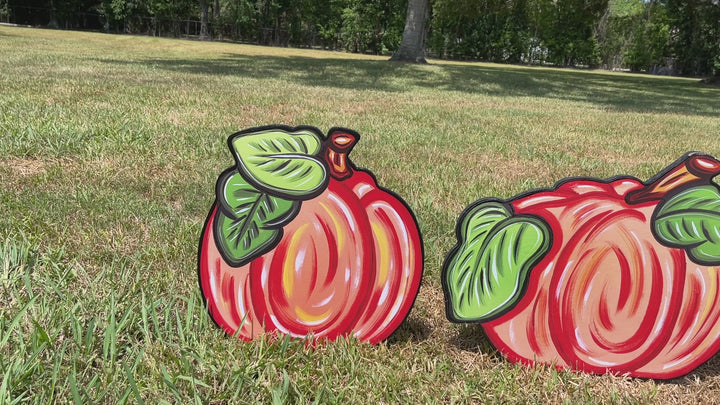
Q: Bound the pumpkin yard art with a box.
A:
[443,152,720,379]
[198,126,423,344]
[198,124,720,380]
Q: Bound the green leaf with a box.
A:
[219,171,300,227]
[444,201,551,322]
[653,185,720,265]
[215,172,300,266]
[231,128,328,199]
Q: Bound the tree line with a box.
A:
[3,0,719,76]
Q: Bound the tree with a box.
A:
[537,0,607,67]
[390,0,429,63]
[340,0,405,54]
[199,0,210,39]
[665,0,720,77]
[430,0,533,63]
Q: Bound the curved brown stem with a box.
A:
[323,130,358,180]
[626,153,720,204]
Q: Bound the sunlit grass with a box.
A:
[1,26,720,403]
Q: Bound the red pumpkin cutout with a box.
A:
[443,153,720,379]
[199,126,423,344]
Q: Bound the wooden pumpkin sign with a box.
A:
[442,153,720,379]
[199,126,423,344]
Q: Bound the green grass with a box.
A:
[1,26,720,403]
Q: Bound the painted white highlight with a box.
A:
[317,293,334,307]
[271,315,290,334]
[508,318,518,347]
[587,357,618,367]
[209,273,218,296]
[378,284,390,306]
[261,267,269,289]
[385,300,402,325]
[238,288,248,327]
[329,193,356,232]
[515,195,564,209]
[575,327,589,352]
[663,353,692,370]
[356,183,372,196]
[555,261,574,301]
[295,248,306,277]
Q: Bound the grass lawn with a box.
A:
[2,25,720,403]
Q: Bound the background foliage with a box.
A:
[3,0,719,75]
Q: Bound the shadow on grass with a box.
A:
[95,52,719,117]
[386,316,432,345]
[450,323,502,359]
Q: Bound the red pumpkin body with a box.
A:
[199,164,423,344]
[482,177,720,378]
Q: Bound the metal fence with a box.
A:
[2,5,342,50]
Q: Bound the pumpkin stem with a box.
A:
[626,153,720,204]
[324,130,358,180]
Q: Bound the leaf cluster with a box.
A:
[214,128,329,267]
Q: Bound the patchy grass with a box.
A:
[1,26,720,403]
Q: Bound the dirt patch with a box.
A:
[1,157,81,176]
[0,157,80,180]
[0,158,78,194]
[0,158,50,177]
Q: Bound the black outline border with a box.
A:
[441,199,553,324]
[197,125,425,344]
[440,151,720,380]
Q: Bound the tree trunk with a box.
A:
[200,0,210,40]
[390,0,429,63]
[48,0,59,28]
[213,0,220,20]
